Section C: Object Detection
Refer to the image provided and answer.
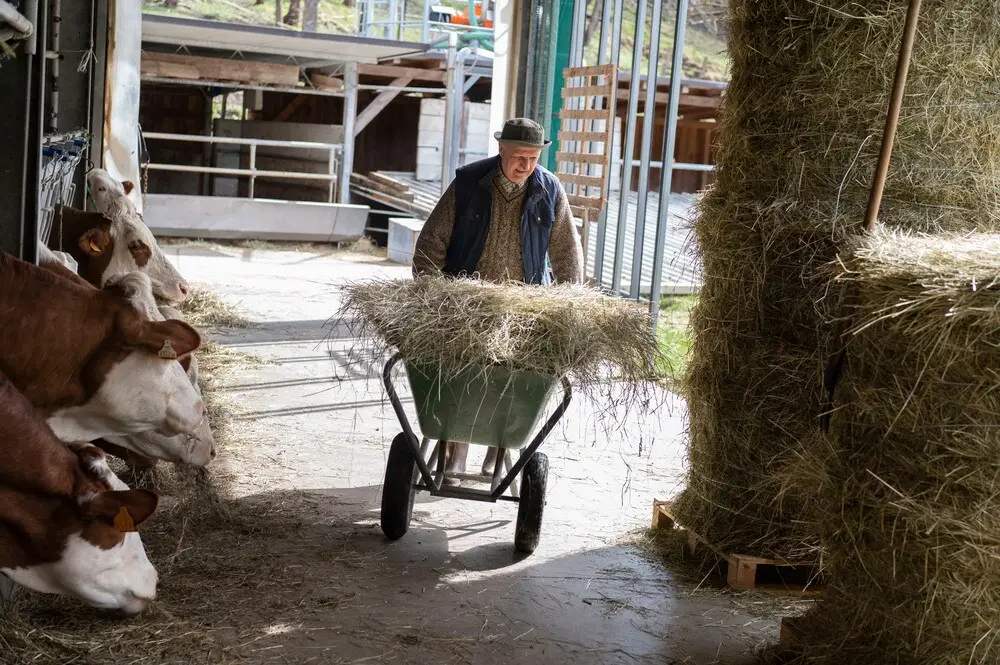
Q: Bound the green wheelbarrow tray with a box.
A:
[404,360,558,449]
[381,352,573,501]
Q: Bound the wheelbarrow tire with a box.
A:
[381,432,417,541]
[514,452,549,554]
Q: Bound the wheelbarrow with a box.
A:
[380,352,572,554]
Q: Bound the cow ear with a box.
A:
[121,319,202,359]
[79,227,111,256]
[81,489,159,531]
[121,180,135,196]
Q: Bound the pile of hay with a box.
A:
[337,276,666,401]
[178,286,253,329]
[674,0,1000,561]
[782,230,1000,663]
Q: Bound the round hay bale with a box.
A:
[676,0,1000,560]
[784,230,1000,664]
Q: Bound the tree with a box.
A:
[283,0,300,26]
[303,0,320,31]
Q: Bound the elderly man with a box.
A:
[412,117,584,485]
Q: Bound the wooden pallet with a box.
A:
[652,499,822,596]
[556,63,618,271]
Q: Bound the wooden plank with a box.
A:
[559,108,610,120]
[354,76,413,136]
[563,64,616,79]
[274,95,309,122]
[558,131,608,142]
[369,171,413,194]
[310,73,345,92]
[558,173,604,187]
[614,88,722,109]
[566,194,604,208]
[555,152,607,164]
[561,85,612,98]
[359,63,447,83]
[141,51,300,87]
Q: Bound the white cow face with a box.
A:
[46,273,206,442]
[1,444,159,615]
[84,169,190,304]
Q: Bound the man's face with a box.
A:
[499,144,542,184]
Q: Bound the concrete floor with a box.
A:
[155,241,784,664]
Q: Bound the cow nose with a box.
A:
[178,282,189,297]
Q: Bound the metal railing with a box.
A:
[143,132,344,203]
[39,129,89,246]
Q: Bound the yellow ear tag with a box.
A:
[158,340,178,360]
[114,506,136,533]
[88,240,102,254]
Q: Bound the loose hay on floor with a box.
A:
[335,275,667,411]
[782,231,1000,664]
[675,0,1000,562]
[177,287,252,329]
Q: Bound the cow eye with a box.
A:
[129,240,144,252]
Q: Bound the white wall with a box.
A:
[102,0,143,213]
[488,0,518,157]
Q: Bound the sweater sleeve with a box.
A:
[548,185,585,285]
[411,181,457,278]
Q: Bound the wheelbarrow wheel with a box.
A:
[514,452,549,554]
[380,432,417,541]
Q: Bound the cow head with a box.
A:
[0,437,159,615]
[45,272,207,443]
[82,170,189,304]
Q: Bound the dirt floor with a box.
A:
[0,241,811,665]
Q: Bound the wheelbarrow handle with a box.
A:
[383,352,439,489]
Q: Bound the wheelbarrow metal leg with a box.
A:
[504,450,519,499]
[489,443,505,493]
[491,377,572,499]
[383,353,439,489]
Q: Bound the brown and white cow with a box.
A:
[30,248,215,466]
[0,252,206,443]
[0,371,159,615]
[51,191,189,304]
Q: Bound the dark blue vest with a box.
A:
[442,155,560,285]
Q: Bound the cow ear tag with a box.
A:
[114,507,136,533]
[159,340,178,360]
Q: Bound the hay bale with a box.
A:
[784,230,1000,664]
[337,276,666,405]
[675,0,1000,560]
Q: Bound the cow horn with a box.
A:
[158,340,178,360]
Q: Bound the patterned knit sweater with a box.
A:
[411,169,584,284]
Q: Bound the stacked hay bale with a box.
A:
[673,0,1000,560]
[786,231,1000,663]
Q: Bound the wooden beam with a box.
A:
[310,73,345,92]
[614,88,722,109]
[359,63,447,83]
[354,76,413,136]
[141,51,300,87]
[274,95,309,122]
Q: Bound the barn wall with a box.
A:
[139,84,210,196]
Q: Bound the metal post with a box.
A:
[628,0,663,298]
[441,32,458,193]
[610,0,646,295]
[339,61,358,204]
[364,0,376,36]
[609,0,624,66]
[421,0,432,42]
[449,48,470,179]
[248,143,257,198]
[388,0,399,39]
[648,0,688,327]
[327,147,337,202]
[569,0,586,67]
[592,0,622,285]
